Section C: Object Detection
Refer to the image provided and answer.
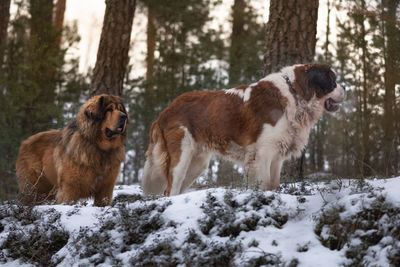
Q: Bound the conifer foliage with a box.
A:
[0,0,399,199]
[0,0,87,200]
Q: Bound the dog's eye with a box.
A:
[117,104,123,111]
[106,108,113,112]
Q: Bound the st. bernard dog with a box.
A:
[142,63,345,196]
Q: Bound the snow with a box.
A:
[369,178,400,205]
[1,177,400,266]
[163,189,209,240]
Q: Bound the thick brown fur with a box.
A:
[16,94,128,206]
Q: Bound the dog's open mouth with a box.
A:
[105,121,126,138]
[324,98,341,112]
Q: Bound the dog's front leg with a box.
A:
[243,151,257,189]
[56,168,83,205]
[93,183,114,207]
[254,150,274,191]
[56,162,93,205]
[56,180,80,205]
[270,157,283,190]
[94,166,120,206]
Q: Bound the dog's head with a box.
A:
[283,63,346,113]
[77,94,128,150]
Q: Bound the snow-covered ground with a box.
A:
[0,177,399,266]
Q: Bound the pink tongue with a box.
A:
[331,100,339,106]
[326,100,332,109]
[117,127,122,131]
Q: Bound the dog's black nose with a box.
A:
[120,113,127,120]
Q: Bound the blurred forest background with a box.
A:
[0,0,399,200]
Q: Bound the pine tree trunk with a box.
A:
[228,0,246,86]
[316,0,331,173]
[263,0,319,75]
[316,122,325,170]
[0,0,11,65]
[53,0,66,49]
[324,0,331,63]
[28,0,58,133]
[382,0,399,176]
[359,0,371,177]
[91,0,136,97]
[263,0,319,180]
[307,0,330,175]
[216,159,233,187]
[146,3,155,92]
[309,132,316,172]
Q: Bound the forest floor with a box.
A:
[0,177,399,266]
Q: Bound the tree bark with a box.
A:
[146,3,155,92]
[263,0,319,75]
[53,0,66,49]
[263,0,319,180]
[0,0,11,65]
[309,132,316,172]
[28,0,57,133]
[91,0,136,97]
[324,0,331,63]
[316,121,325,170]
[382,0,399,176]
[314,0,331,173]
[359,0,371,177]
[228,0,246,86]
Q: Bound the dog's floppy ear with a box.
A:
[307,65,335,98]
[84,95,106,121]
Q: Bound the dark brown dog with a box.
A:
[16,94,128,206]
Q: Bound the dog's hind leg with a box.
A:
[142,121,170,196]
[165,127,195,196]
[179,152,211,194]
[142,142,168,196]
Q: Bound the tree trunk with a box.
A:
[263,0,319,75]
[316,0,331,173]
[228,0,246,86]
[263,0,319,180]
[382,0,399,176]
[53,0,66,49]
[216,159,233,187]
[146,3,155,92]
[28,0,58,133]
[91,0,136,97]
[29,0,56,84]
[324,0,332,63]
[316,121,325,170]
[309,132,316,172]
[359,0,371,177]
[0,0,11,65]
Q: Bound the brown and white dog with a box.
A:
[142,63,345,196]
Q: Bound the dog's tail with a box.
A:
[142,121,169,195]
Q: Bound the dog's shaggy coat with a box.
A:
[142,63,346,196]
[16,94,128,206]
